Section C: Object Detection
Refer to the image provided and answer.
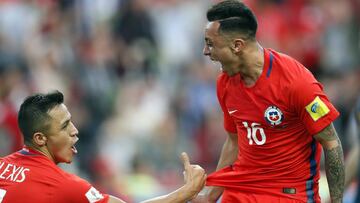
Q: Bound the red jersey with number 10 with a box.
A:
[0,147,109,203]
[206,48,339,203]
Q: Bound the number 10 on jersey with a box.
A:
[242,122,266,145]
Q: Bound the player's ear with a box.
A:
[232,38,246,53]
[33,132,48,146]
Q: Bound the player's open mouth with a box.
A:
[71,145,78,154]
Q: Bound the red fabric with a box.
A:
[0,148,109,203]
[208,48,339,202]
[222,189,305,203]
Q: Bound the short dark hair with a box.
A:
[18,90,64,144]
[206,0,258,39]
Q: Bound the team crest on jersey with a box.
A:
[264,106,284,126]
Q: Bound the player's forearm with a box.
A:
[204,186,223,203]
[140,185,196,203]
[314,124,345,203]
[323,140,345,203]
[216,133,238,170]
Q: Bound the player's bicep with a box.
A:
[227,132,238,145]
[107,195,126,203]
[314,123,340,149]
[224,132,238,156]
[57,177,109,203]
[289,72,339,135]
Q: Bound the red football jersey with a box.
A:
[0,147,109,203]
[206,48,339,202]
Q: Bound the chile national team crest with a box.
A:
[264,106,284,126]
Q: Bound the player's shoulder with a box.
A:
[217,72,228,80]
[56,172,94,197]
[216,72,230,86]
[269,49,316,81]
[51,170,109,203]
[56,169,91,187]
[64,172,87,183]
[268,48,295,61]
[269,49,303,69]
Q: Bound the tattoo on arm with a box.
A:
[324,143,345,202]
[316,125,338,141]
[317,124,345,202]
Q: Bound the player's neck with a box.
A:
[26,144,56,163]
[238,43,264,87]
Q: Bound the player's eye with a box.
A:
[62,121,70,130]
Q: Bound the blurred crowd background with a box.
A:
[0,0,359,202]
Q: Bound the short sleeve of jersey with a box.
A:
[290,68,339,135]
[54,174,109,203]
[217,74,237,133]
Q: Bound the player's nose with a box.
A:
[69,121,79,137]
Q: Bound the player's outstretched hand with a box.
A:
[181,152,207,199]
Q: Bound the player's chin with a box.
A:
[63,150,76,163]
[63,155,74,164]
[221,64,232,73]
[210,58,219,64]
[56,155,73,164]
[64,159,73,164]
[209,60,223,70]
